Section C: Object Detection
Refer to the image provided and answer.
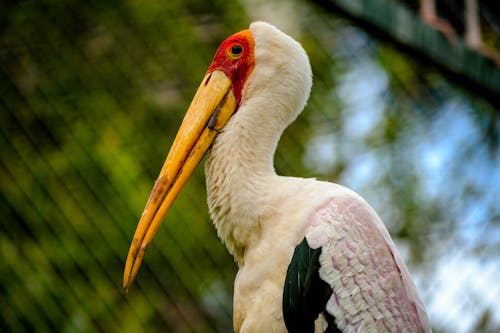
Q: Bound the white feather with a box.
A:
[205,21,430,332]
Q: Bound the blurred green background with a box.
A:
[1,0,499,332]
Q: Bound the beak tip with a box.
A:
[123,258,134,292]
[123,271,136,293]
[123,276,129,291]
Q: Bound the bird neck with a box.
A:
[204,100,290,264]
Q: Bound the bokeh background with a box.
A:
[1,0,499,332]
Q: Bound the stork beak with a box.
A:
[123,70,237,291]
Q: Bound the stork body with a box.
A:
[124,22,431,332]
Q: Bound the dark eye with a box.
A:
[231,45,243,55]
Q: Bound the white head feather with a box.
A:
[243,22,312,128]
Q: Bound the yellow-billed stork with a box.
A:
[123,22,432,332]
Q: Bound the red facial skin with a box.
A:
[207,29,255,105]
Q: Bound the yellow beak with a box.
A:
[123,70,237,291]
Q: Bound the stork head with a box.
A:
[123,22,312,290]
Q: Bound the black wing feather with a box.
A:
[283,238,340,333]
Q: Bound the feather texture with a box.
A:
[203,22,431,332]
[306,196,431,332]
[283,238,337,333]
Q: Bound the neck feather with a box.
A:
[204,98,290,264]
[204,22,312,263]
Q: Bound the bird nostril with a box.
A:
[204,73,212,86]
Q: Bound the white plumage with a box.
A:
[124,21,432,333]
[206,22,430,332]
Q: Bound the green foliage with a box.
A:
[1,1,247,332]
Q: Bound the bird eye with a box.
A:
[231,45,243,55]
